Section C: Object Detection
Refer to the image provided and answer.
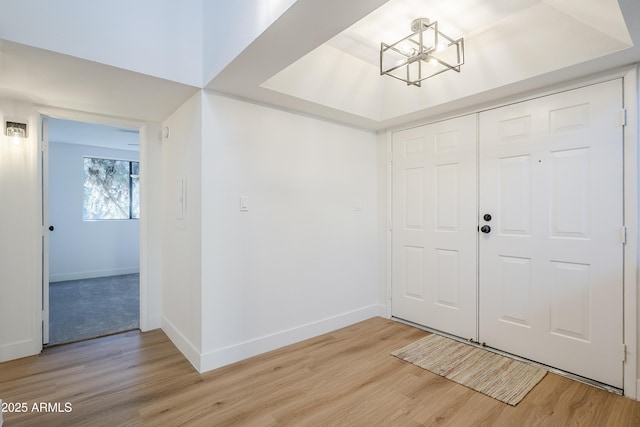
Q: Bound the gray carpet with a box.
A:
[48,273,140,345]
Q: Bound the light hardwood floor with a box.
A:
[1,317,639,426]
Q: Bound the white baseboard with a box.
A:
[161,316,201,371]
[199,304,385,373]
[0,339,38,364]
[49,267,140,283]
[142,311,162,332]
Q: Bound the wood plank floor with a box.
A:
[1,317,640,426]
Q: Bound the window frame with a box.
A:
[82,156,140,221]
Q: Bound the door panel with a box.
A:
[478,79,624,388]
[392,79,624,389]
[499,155,531,235]
[392,115,477,340]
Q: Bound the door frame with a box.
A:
[41,117,50,344]
[384,65,639,399]
[37,107,153,346]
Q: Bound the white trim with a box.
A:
[623,65,638,400]
[160,316,201,372]
[36,106,144,130]
[137,124,151,333]
[144,314,162,331]
[40,116,49,346]
[137,123,162,332]
[0,339,38,363]
[385,66,639,399]
[385,131,393,319]
[199,305,385,373]
[385,65,638,135]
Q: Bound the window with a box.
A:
[83,157,140,220]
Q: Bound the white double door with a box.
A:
[391,79,624,388]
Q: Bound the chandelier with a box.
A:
[380,18,464,87]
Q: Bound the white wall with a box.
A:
[202,0,297,84]
[160,92,203,368]
[0,0,203,87]
[139,123,164,331]
[377,131,390,315]
[198,92,381,371]
[48,142,139,282]
[0,100,42,362]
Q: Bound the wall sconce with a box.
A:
[6,121,27,144]
[380,18,464,87]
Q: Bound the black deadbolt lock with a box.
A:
[483,214,492,222]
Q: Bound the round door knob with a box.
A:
[483,214,492,221]
[49,226,55,231]
[480,225,491,234]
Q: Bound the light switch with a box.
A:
[240,196,249,212]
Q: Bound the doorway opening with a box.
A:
[43,117,141,346]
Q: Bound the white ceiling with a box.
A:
[329,0,632,67]
[325,0,543,66]
[208,0,640,129]
[0,39,198,124]
[1,1,639,131]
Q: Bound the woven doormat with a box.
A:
[392,334,546,405]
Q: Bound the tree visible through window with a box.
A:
[83,157,140,220]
